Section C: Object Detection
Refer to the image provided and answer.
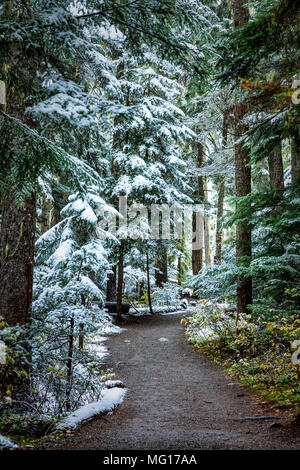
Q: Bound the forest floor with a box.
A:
[39,312,300,450]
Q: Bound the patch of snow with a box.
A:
[104,380,124,389]
[161,309,191,316]
[129,305,188,316]
[0,433,19,450]
[158,337,169,342]
[56,387,127,430]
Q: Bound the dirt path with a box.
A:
[40,313,299,450]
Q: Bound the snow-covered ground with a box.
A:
[56,386,127,430]
[128,302,196,316]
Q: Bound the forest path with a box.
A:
[40,313,299,450]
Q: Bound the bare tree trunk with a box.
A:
[66,314,74,411]
[39,194,52,234]
[214,112,228,264]
[214,178,225,264]
[291,132,300,184]
[178,256,182,285]
[204,179,211,266]
[0,191,36,326]
[233,0,252,315]
[234,102,252,314]
[146,252,154,314]
[192,211,203,275]
[106,264,117,301]
[116,254,124,323]
[155,242,168,287]
[268,139,284,191]
[79,324,84,350]
[192,141,205,274]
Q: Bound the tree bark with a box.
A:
[291,131,300,184]
[233,0,252,314]
[214,178,225,264]
[51,178,65,227]
[106,264,117,301]
[155,243,168,287]
[66,314,74,411]
[204,179,211,266]
[192,141,204,275]
[0,16,37,326]
[178,256,182,285]
[214,112,228,264]
[39,194,52,234]
[116,254,124,323]
[146,252,154,314]
[268,139,284,191]
[0,192,36,326]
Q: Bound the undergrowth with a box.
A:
[185,299,300,411]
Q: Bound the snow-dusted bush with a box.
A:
[186,299,256,346]
[152,283,181,307]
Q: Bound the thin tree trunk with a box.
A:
[268,139,285,262]
[116,254,124,323]
[204,178,211,266]
[214,178,225,264]
[214,112,228,264]
[178,256,182,285]
[79,324,84,350]
[146,252,154,314]
[233,0,252,315]
[66,314,74,412]
[204,215,211,266]
[192,211,203,275]
[192,141,205,274]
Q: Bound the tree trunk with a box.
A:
[192,141,205,274]
[39,194,52,234]
[146,252,154,314]
[233,0,252,314]
[116,254,124,323]
[0,192,36,326]
[51,179,65,227]
[291,131,300,184]
[178,256,182,285]
[192,211,203,275]
[214,112,228,264]
[214,178,225,264]
[66,314,74,411]
[106,264,117,301]
[155,243,168,287]
[204,178,211,266]
[0,24,37,326]
[268,139,284,191]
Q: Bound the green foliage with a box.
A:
[218,0,300,83]
[0,410,54,438]
[186,299,300,409]
[0,320,31,403]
